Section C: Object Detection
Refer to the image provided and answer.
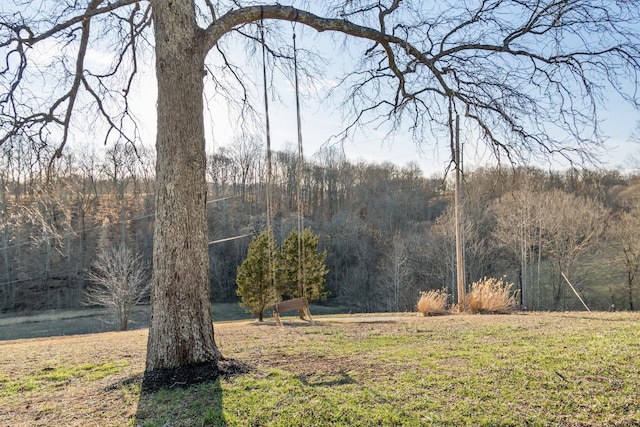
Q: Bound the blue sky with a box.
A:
[15,1,639,176]
[125,72,639,180]
[200,23,640,175]
[202,8,640,175]
[58,38,640,177]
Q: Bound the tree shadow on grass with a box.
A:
[132,359,251,426]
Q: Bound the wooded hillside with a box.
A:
[2,139,639,313]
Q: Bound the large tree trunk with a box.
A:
[144,0,221,386]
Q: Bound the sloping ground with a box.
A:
[0,308,146,341]
[0,303,352,341]
[1,312,639,426]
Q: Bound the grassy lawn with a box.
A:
[1,312,639,426]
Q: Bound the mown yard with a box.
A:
[1,312,639,426]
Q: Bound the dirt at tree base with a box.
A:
[141,358,252,393]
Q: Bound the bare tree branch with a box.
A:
[4,1,639,167]
[1,0,150,163]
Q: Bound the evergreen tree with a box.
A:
[236,229,277,321]
[278,228,329,303]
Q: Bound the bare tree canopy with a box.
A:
[2,0,640,386]
[3,1,640,160]
[85,244,150,331]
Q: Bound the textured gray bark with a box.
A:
[146,0,220,372]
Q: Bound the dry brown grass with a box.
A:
[416,288,449,316]
[2,313,640,426]
[0,330,147,427]
[466,276,518,314]
[0,319,404,426]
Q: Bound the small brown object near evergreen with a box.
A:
[271,297,314,327]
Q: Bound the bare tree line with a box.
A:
[2,138,639,314]
[0,140,155,311]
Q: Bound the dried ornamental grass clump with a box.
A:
[466,277,517,314]
[417,288,449,316]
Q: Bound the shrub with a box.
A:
[417,289,449,316]
[466,277,517,314]
[277,227,329,303]
[236,229,278,322]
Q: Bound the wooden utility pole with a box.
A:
[454,114,466,311]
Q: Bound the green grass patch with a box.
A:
[2,312,640,426]
[134,313,640,426]
[0,361,128,397]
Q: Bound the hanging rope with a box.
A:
[260,10,277,300]
[292,21,307,299]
